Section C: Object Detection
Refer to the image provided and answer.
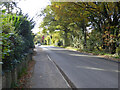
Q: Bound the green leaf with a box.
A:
[2,10,6,13]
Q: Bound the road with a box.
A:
[28,46,70,88]
[40,46,119,88]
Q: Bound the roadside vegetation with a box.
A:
[1,1,35,79]
[36,2,120,59]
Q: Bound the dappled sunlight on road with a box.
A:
[40,45,55,47]
[76,66,119,73]
[48,48,67,51]
[40,45,67,51]
[36,45,118,88]
[69,54,101,58]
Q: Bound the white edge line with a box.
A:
[47,55,71,88]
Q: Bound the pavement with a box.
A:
[28,46,70,88]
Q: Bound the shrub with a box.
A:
[1,13,35,71]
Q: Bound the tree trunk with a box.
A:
[82,19,87,49]
[64,30,69,47]
[84,27,87,49]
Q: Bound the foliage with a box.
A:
[1,2,35,70]
[33,32,43,44]
[39,2,120,57]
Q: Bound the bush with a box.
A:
[1,13,35,71]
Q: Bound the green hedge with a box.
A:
[1,13,35,71]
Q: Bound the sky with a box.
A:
[17,0,51,34]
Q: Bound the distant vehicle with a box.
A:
[37,43,41,46]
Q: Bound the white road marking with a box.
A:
[47,55,71,88]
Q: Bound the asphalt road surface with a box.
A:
[28,46,70,88]
[40,46,119,88]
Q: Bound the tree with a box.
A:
[39,2,120,55]
[73,2,120,53]
[1,2,22,14]
[40,5,71,46]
